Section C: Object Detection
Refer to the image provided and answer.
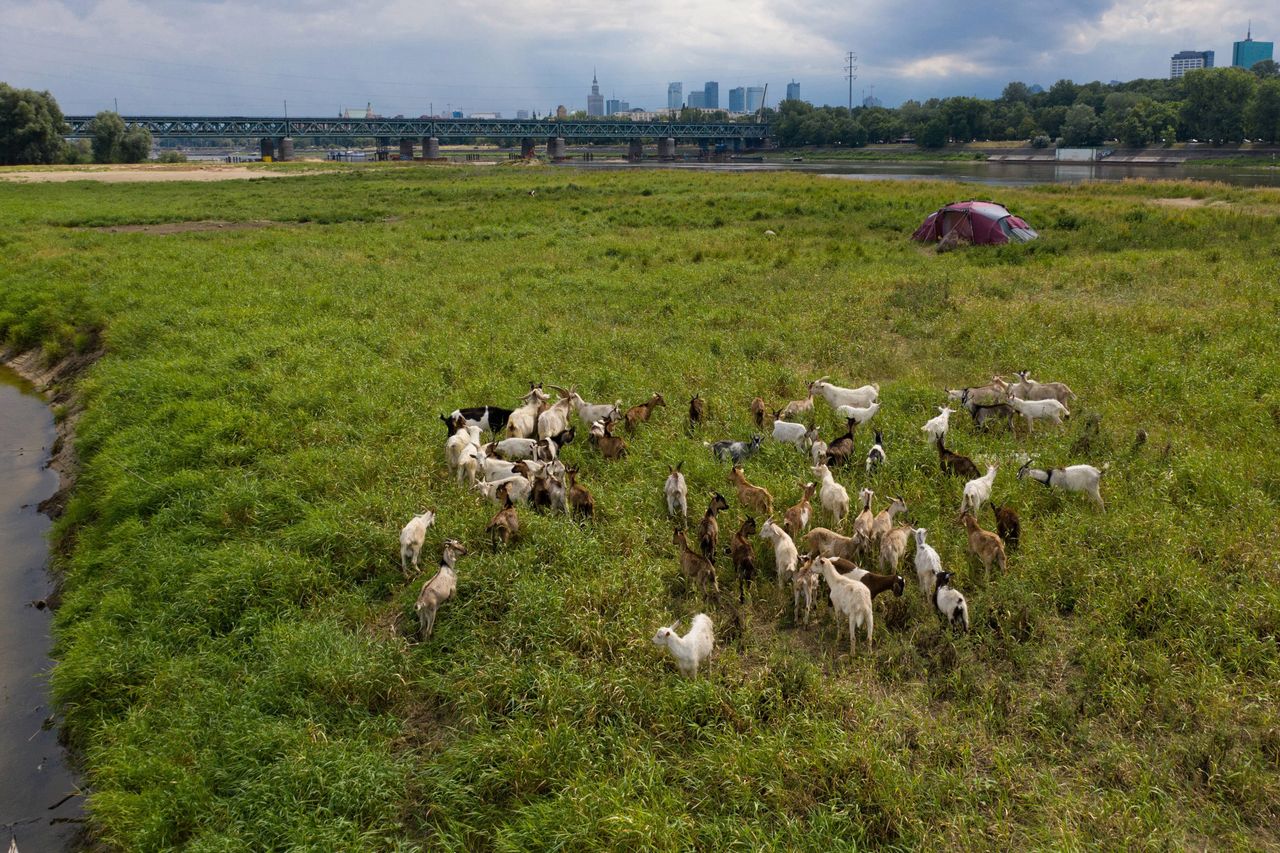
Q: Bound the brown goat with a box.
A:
[674,528,720,601]
[870,496,908,552]
[778,392,814,421]
[565,467,594,520]
[792,558,820,625]
[750,396,768,429]
[960,511,1006,579]
[784,481,815,540]
[937,436,981,480]
[597,419,628,460]
[878,524,913,574]
[486,488,519,550]
[802,526,860,561]
[729,516,758,603]
[697,492,730,564]
[851,489,876,558]
[728,465,773,518]
[832,559,906,600]
[824,418,857,467]
[625,393,666,431]
[989,500,1020,550]
[688,393,705,429]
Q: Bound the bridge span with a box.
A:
[63,115,770,161]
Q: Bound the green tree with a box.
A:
[1251,59,1279,79]
[1245,78,1280,143]
[918,118,949,148]
[1000,81,1031,103]
[1046,79,1080,107]
[120,126,152,162]
[1181,67,1256,143]
[0,83,68,165]
[89,110,126,162]
[1061,104,1101,145]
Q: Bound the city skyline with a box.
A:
[1,1,1272,116]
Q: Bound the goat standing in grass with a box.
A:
[960,511,1006,579]
[759,517,799,588]
[729,516,758,603]
[698,493,730,565]
[652,614,714,678]
[415,539,468,639]
[486,486,519,549]
[1018,461,1106,510]
[399,509,436,577]
[913,528,943,602]
[688,393,705,430]
[865,429,886,474]
[674,528,720,601]
[728,465,773,518]
[811,464,849,528]
[934,570,970,632]
[664,462,688,522]
[625,393,666,431]
[784,482,815,539]
[815,556,874,656]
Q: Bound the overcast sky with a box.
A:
[0,0,1268,116]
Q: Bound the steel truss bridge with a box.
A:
[63,116,770,142]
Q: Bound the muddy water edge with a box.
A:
[0,364,84,849]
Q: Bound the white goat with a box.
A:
[912,527,942,602]
[487,437,541,461]
[1018,461,1106,510]
[536,389,575,439]
[808,377,879,411]
[961,465,998,516]
[759,517,799,588]
[921,406,954,446]
[664,463,688,521]
[569,389,621,427]
[445,424,482,471]
[652,614,714,678]
[865,429,885,474]
[506,386,550,438]
[474,475,533,505]
[834,400,881,426]
[811,463,849,527]
[399,510,436,576]
[772,419,816,452]
[1007,396,1069,433]
[933,570,969,631]
[1007,371,1075,406]
[415,539,467,638]
[816,556,874,655]
[809,438,829,467]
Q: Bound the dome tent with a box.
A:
[911,200,1037,246]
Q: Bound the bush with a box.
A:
[157,149,187,164]
[1031,134,1052,148]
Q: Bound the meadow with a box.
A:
[1,163,1278,850]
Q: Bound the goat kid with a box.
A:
[728,465,773,518]
[399,509,436,576]
[652,614,714,678]
[664,462,688,522]
[415,539,468,639]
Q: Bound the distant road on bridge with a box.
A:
[62,116,770,142]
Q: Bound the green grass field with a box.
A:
[2,164,1279,850]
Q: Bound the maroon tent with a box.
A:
[911,201,1038,245]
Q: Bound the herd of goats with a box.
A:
[402,372,1106,678]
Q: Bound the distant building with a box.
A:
[746,86,765,113]
[862,94,882,108]
[687,90,706,109]
[516,109,530,119]
[703,81,719,109]
[1028,83,1044,94]
[342,103,378,119]
[451,111,464,119]
[556,105,567,118]
[667,83,682,110]
[785,80,801,101]
[1171,49,1214,78]
[1233,25,1274,69]
[605,99,630,116]
[469,112,501,119]
[587,71,605,116]
[728,87,746,112]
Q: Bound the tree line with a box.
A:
[769,62,1280,148]
[0,84,162,165]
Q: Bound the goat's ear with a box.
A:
[676,460,683,471]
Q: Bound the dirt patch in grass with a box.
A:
[1149,197,1229,209]
[88,219,286,235]
[0,166,298,183]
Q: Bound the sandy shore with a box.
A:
[0,165,300,183]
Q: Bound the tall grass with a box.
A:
[1,166,1278,849]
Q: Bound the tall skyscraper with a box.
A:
[746,86,765,113]
[728,87,746,112]
[786,80,801,101]
[587,70,605,116]
[687,91,706,109]
[667,82,682,110]
[516,109,530,119]
[1170,50,1214,78]
[703,81,719,109]
[1233,24,1274,69]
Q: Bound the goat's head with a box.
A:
[892,575,906,597]
[708,492,730,514]
[913,527,928,546]
[1017,460,1033,479]
[740,516,758,535]
[652,620,680,645]
[936,570,953,588]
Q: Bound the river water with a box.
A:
[0,367,83,850]
[561,158,1280,187]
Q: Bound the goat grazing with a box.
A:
[879,524,914,574]
[698,493,730,564]
[778,392,815,421]
[625,393,666,431]
[784,481,815,539]
[707,435,763,464]
[749,396,768,429]
[729,516,758,602]
[674,528,720,600]
[567,389,622,428]
[801,526,860,561]
[811,463,849,528]
[809,377,879,410]
[474,475,533,506]
[912,528,942,602]
[961,465,998,516]
[1007,370,1075,406]
[937,436,981,480]
[771,418,814,451]
[565,467,594,520]
[865,429,885,474]
[967,401,1016,432]
[488,436,540,462]
[664,462,688,521]
[960,510,1006,579]
[834,400,881,427]
[399,509,436,576]
[507,384,551,438]
[447,406,513,436]
[921,406,954,446]
[988,500,1020,550]
[933,570,970,631]
[1018,461,1106,510]
[946,377,1008,407]
[415,539,468,638]
[486,487,519,549]
[596,419,628,460]
[809,438,828,468]
[530,469,568,514]
[652,614,714,678]
[728,465,773,518]
[815,556,874,655]
[759,517,800,587]
[1007,395,1069,434]
[792,558,820,625]
[688,393,705,430]
[870,495,908,551]
[838,562,907,601]
[824,418,858,467]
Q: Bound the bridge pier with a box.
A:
[547,137,567,161]
[376,137,390,161]
[399,138,415,161]
[278,137,294,161]
[627,138,643,161]
[259,137,275,161]
[659,137,676,160]
[423,137,441,160]
[521,137,535,159]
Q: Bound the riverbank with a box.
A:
[2,169,1278,848]
[769,142,1280,168]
